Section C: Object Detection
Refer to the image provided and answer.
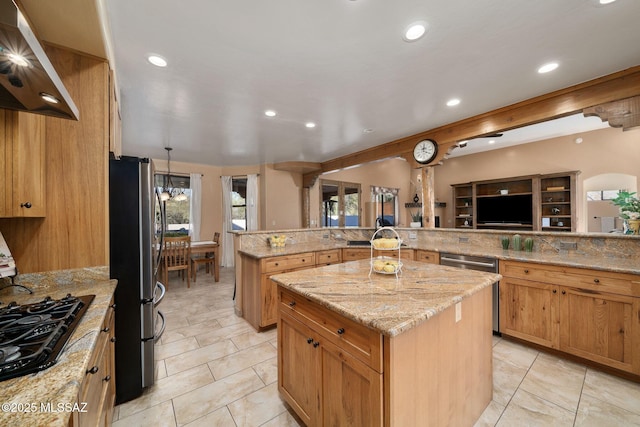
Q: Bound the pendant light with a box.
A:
[159,147,173,201]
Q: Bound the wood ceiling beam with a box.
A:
[304,65,640,185]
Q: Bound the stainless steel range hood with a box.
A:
[0,0,78,120]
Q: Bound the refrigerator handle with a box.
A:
[154,188,166,279]
[154,281,166,306]
[154,310,166,342]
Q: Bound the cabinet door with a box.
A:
[559,287,639,374]
[321,339,383,427]
[0,111,45,217]
[261,273,279,327]
[278,312,321,426]
[500,277,558,348]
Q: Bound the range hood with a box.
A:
[0,0,78,120]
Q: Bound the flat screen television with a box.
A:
[476,194,533,225]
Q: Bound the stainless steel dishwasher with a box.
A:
[439,253,500,334]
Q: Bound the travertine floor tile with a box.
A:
[112,400,176,427]
[492,357,529,406]
[182,406,236,427]
[253,357,278,385]
[496,389,575,427]
[582,369,640,415]
[492,339,538,370]
[208,341,276,380]
[172,368,265,425]
[575,392,640,426]
[164,338,238,376]
[231,328,277,350]
[155,336,200,360]
[227,382,288,426]
[519,352,586,412]
[195,321,256,347]
[161,318,222,344]
[473,400,505,427]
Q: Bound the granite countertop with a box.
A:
[0,266,116,427]
[239,240,640,275]
[271,259,501,337]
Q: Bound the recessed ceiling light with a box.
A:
[488,140,496,145]
[40,92,59,104]
[264,110,277,117]
[305,122,316,128]
[538,62,558,74]
[403,21,428,42]
[7,53,29,67]
[363,128,374,134]
[148,55,167,67]
[575,137,583,144]
[599,0,616,4]
[446,98,461,107]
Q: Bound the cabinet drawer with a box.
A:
[279,288,383,372]
[317,249,342,265]
[373,249,414,260]
[342,248,370,261]
[502,261,640,297]
[415,250,439,264]
[263,252,315,273]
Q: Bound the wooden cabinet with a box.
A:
[109,69,122,158]
[500,260,640,375]
[279,288,383,427]
[72,297,116,427]
[342,247,370,261]
[452,172,577,232]
[316,249,342,266]
[415,250,439,264]
[243,252,316,330]
[0,110,46,218]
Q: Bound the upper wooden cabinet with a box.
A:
[0,110,46,218]
[109,70,122,158]
[452,171,577,232]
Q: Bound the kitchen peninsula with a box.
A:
[271,259,501,426]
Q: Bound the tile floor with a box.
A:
[112,267,640,427]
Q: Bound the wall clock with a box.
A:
[413,139,438,164]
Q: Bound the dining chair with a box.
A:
[162,236,191,288]
[190,232,220,282]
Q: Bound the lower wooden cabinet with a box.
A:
[500,260,640,375]
[415,250,439,264]
[71,297,116,427]
[278,291,383,427]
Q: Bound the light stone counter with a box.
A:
[0,266,116,427]
[271,259,501,336]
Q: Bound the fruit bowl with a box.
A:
[370,257,402,275]
[370,237,403,250]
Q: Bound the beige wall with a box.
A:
[433,126,640,231]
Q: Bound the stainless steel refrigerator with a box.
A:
[109,156,166,404]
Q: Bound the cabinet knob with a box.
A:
[562,290,566,295]
[288,301,296,307]
[20,202,32,208]
[110,303,117,309]
[103,375,111,382]
[523,269,529,274]
[101,327,110,333]
[313,342,320,348]
[593,278,600,283]
[86,366,99,375]
[307,338,313,344]
[302,259,306,262]
[274,263,279,267]
[337,328,345,335]
[552,289,557,294]
[110,337,116,343]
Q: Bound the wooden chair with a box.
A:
[162,236,191,288]
[191,232,220,282]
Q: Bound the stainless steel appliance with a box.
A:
[109,156,165,404]
[440,253,500,334]
[0,294,94,381]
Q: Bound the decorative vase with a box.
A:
[512,234,522,251]
[500,236,510,250]
[627,219,640,235]
[410,222,421,228]
[524,237,534,252]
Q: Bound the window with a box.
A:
[231,177,247,231]
[371,186,398,226]
[155,174,191,235]
[320,180,361,227]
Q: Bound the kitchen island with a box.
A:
[271,259,501,427]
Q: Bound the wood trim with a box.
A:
[304,65,640,182]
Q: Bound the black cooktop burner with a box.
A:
[0,294,94,381]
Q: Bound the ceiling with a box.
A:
[19,0,640,167]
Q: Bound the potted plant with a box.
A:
[610,190,640,234]
[410,210,422,228]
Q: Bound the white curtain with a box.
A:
[221,176,234,267]
[247,174,258,231]
[189,173,202,241]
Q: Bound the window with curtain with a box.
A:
[231,177,247,230]
[371,186,399,226]
[155,174,191,235]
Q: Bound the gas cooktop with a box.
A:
[0,294,94,381]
